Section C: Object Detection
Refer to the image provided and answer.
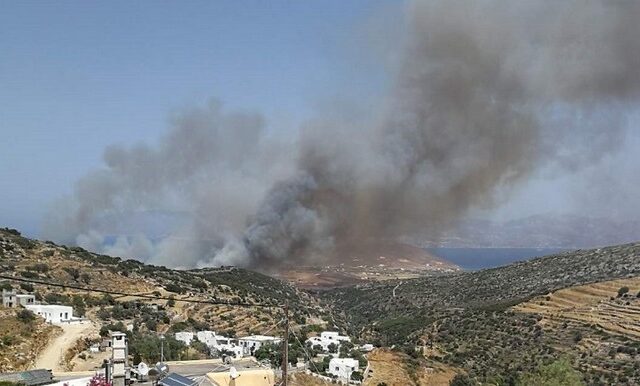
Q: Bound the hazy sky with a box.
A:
[0,0,395,235]
[1,0,638,240]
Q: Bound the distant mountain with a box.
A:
[411,214,640,248]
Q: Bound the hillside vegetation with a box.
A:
[0,228,327,370]
[324,243,640,384]
[0,308,59,372]
[3,227,640,384]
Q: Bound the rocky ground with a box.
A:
[0,308,59,372]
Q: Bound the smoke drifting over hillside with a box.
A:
[44,1,640,268]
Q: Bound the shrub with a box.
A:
[617,287,630,297]
[26,263,49,273]
[164,283,185,294]
[1,335,18,346]
[19,283,34,292]
[17,309,35,323]
[63,267,81,281]
[573,331,583,343]
[450,374,476,386]
[97,308,111,321]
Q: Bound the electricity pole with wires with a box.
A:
[280,301,289,386]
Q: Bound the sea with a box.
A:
[426,247,570,271]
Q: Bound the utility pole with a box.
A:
[281,301,289,386]
[160,334,165,362]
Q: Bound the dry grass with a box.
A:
[514,276,640,338]
[288,373,334,386]
[363,349,458,386]
[0,307,60,372]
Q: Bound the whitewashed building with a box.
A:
[328,358,359,380]
[217,344,244,359]
[1,290,36,308]
[196,331,243,359]
[321,331,351,343]
[25,304,78,324]
[306,331,351,352]
[238,335,282,355]
[15,294,36,307]
[1,289,16,308]
[195,331,233,347]
[196,331,217,346]
[174,332,194,346]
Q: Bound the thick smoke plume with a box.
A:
[44,0,640,269]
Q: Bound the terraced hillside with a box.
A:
[508,277,640,385]
[323,243,640,384]
[325,243,640,339]
[515,277,640,338]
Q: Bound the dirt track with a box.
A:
[34,322,96,372]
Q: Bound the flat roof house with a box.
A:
[2,290,36,308]
[25,304,76,325]
[174,332,195,346]
[238,335,281,356]
[328,357,359,381]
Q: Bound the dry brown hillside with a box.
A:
[514,276,640,339]
[277,241,459,289]
[363,349,458,386]
[0,228,328,370]
[513,276,640,383]
[0,308,60,372]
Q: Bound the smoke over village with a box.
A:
[43,0,640,269]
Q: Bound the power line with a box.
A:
[0,274,277,308]
[289,328,322,376]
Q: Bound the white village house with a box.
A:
[175,331,244,359]
[238,335,282,356]
[306,331,351,352]
[174,332,194,346]
[24,304,80,325]
[328,357,359,380]
[196,331,243,359]
[2,290,35,308]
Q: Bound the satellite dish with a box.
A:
[138,362,149,376]
[229,367,239,380]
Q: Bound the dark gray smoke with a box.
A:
[44,0,640,268]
